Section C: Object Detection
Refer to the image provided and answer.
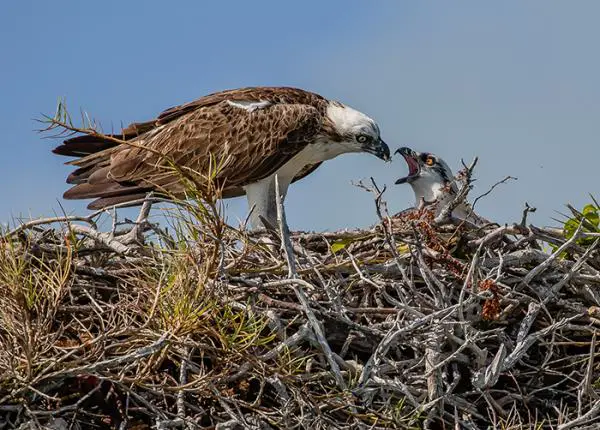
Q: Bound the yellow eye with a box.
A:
[425,156,435,166]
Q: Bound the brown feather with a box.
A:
[52,135,116,157]
[53,87,330,209]
[63,182,150,200]
[87,166,113,185]
[87,193,153,210]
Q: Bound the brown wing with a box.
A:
[65,87,313,147]
[156,86,327,125]
[57,91,324,209]
[54,87,326,157]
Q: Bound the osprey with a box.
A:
[394,147,487,225]
[53,87,390,228]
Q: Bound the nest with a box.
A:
[0,190,599,430]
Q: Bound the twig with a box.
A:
[119,193,155,245]
[471,175,517,210]
[558,398,600,430]
[30,383,103,416]
[520,202,537,228]
[434,157,478,224]
[275,175,296,278]
[176,344,192,427]
[291,279,346,390]
[69,224,133,254]
[43,332,170,380]
[522,221,584,285]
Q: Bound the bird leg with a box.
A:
[244,177,278,230]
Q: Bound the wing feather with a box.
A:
[112,101,321,190]
[54,87,327,209]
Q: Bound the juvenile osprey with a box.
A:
[53,87,390,228]
[395,147,487,225]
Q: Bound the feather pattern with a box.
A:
[53,87,330,209]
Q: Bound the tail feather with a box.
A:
[87,166,113,185]
[52,119,166,210]
[88,193,154,210]
[53,119,156,158]
[66,161,110,184]
[53,135,118,157]
[63,182,150,200]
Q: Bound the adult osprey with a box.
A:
[395,147,487,225]
[53,87,390,228]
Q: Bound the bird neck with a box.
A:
[410,179,448,206]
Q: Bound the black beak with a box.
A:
[363,138,391,161]
[395,147,417,158]
[394,147,420,184]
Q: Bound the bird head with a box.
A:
[325,103,390,161]
[394,147,457,205]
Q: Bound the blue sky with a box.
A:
[1,1,598,231]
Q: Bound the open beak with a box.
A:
[394,147,421,184]
[363,138,391,161]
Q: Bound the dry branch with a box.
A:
[1,168,599,429]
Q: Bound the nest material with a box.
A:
[0,198,599,430]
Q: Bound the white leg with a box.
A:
[244,177,273,229]
[243,174,291,229]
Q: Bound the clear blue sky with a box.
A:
[1,1,598,231]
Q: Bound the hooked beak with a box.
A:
[394,147,420,184]
[363,138,391,161]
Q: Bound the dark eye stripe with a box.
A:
[434,165,450,181]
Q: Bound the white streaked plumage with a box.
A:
[226,100,272,112]
[394,147,488,226]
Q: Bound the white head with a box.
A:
[324,102,390,161]
[394,147,457,206]
[395,147,490,225]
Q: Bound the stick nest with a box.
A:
[1,194,599,430]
